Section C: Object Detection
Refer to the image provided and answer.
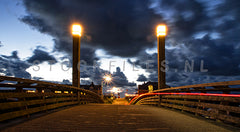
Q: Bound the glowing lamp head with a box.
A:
[156,25,167,37]
[104,76,112,82]
[72,24,82,36]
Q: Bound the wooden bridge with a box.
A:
[0,76,103,122]
[0,76,240,131]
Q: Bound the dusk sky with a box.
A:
[1,0,240,94]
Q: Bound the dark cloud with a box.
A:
[81,66,136,88]
[162,0,239,44]
[60,46,99,66]
[19,0,240,87]
[79,65,103,79]
[148,0,209,45]
[2,51,19,59]
[80,47,99,65]
[0,51,31,79]
[112,67,136,87]
[128,0,240,86]
[21,0,163,57]
[62,79,71,85]
[32,76,44,80]
[78,65,111,85]
[83,66,136,87]
[0,41,3,47]
[130,35,240,86]
[80,69,91,78]
[27,47,57,64]
[80,79,92,85]
[185,35,240,76]
[11,51,19,59]
[127,51,158,71]
[137,74,148,82]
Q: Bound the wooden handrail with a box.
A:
[0,76,101,97]
[0,76,104,122]
[130,80,240,126]
[153,80,240,93]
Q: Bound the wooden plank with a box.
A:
[0,97,77,110]
[0,93,76,99]
[0,84,39,88]
[160,103,240,125]
[175,88,240,92]
[140,100,159,103]
[140,102,158,105]
[161,95,240,103]
[140,98,159,102]
[153,80,240,93]
[140,96,158,101]
[161,99,240,113]
[0,76,100,97]
[0,101,78,122]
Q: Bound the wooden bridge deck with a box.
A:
[2,104,239,132]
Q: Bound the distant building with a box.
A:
[81,82,102,96]
[138,81,170,95]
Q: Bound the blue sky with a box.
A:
[0,0,53,58]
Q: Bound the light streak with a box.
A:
[129,92,240,104]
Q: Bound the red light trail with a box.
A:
[129,92,240,104]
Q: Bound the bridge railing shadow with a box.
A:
[0,76,103,122]
[130,80,240,126]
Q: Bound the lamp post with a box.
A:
[156,25,167,89]
[72,24,82,88]
[102,75,112,96]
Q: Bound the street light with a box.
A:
[157,25,167,37]
[156,24,167,89]
[104,75,112,83]
[102,75,112,96]
[72,25,82,36]
[72,24,82,88]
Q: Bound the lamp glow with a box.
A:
[104,76,112,82]
[129,92,240,104]
[108,87,121,94]
[72,24,82,36]
[156,25,167,36]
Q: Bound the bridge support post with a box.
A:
[157,26,166,90]
[158,95,162,107]
[77,91,81,103]
[156,25,167,107]
[72,33,81,88]
[157,36,166,89]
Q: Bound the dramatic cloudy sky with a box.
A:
[1,0,240,95]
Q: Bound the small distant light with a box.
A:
[55,91,62,94]
[26,90,35,93]
[104,75,112,82]
[156,25,167,36]
[72,24,82,36]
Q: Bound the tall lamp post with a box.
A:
[156,25,167,89]
[72,24,82,88]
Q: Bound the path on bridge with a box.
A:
[112,98,129,105]
[3,104,238,132]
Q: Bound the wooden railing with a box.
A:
[130,80,240,126]
[0,76,103,122]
